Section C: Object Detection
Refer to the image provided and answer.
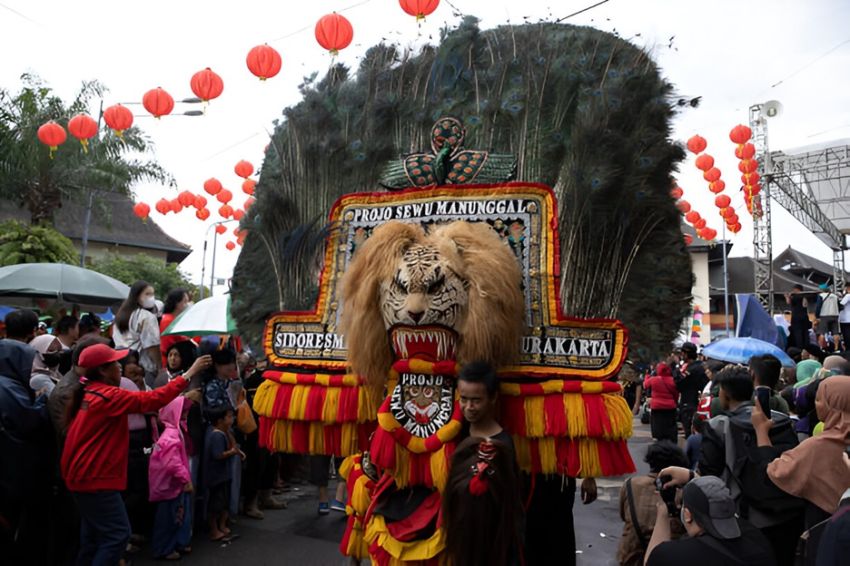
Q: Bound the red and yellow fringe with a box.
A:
[339,455,375,559]
[365,514,445,566]
[253,370,377,456]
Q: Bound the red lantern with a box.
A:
[677,200,691,214]
[726,214,739,225]
[142,87,175,118]
[685,211,701,224]
[702,228,717,241]
[735,143,756,160]
[246,44,282,81]
[715,194,731,208]
[194,194,207,209]
[177,190,195,207]
[694,218,707,230]
[244,197,256,209]
[155,198,171,215]
[686,135,707,154]
[196,208,210,221]
[703,167,721,183]
[399,0,440,21]
[216,189,233,204]
[234,160,254,179]
[721,207,736,219]
[37,121,67,158]
[133,202,151,221]
[215,224,227,235]
[709,180,726,194]
[233,209,245,221]
[68,113,98,153]
[204,178,222,196]
[190,68,224,103]
[233,227,241,237]
[729,124,752,145]
[684,234,694,246]
[242,179,256,195]
[729,222,742,234]
[670,186,683,199]
[742,172,760,185]
[170,199,183,213]
[749,183,762,196]
[315,13,353,55]
[739,159,758,174]
[218,204,233,218]
[103,104,133,138]
[695,154,715,171]
[225,241,236,251]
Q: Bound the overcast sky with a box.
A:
[3,0,849,295]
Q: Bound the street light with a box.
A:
[199,219,238,299]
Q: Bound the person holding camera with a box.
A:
[643,474,776,566]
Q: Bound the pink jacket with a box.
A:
[148,396,191,502]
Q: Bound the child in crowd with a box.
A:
[149,396,194,560]
[204,408,244,542]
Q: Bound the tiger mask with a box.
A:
[340,220,525,387]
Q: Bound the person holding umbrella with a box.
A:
[113,281,162,385]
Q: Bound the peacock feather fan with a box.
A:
[232,17,692,362]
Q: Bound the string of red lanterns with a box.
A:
[729,124,762,218]
[671,182,717,242]
[688,134,741,235]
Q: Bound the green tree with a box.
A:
[0,219,78,266]
[0,74,171,225]
[90,253,200,299]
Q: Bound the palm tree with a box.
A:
[0,74,171,225]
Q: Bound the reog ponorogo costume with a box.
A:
[234,19,693,565]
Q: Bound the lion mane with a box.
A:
[340,220,525,388]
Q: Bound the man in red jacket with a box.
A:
[61,344,210,566]
[644,362,680,443]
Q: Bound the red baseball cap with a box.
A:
[78,344,129,369]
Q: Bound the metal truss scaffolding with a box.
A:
[749,105,850,312]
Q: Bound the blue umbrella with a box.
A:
[702,336,795,368]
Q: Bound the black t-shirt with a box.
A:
[790,294,808,323]
[646,521,776,566]
[675,360,708,406]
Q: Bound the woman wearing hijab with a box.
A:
[29,334,64,396]
[753,375,850,529]
[794,359,830,439]
[644,362,680,443]
[154,341,198,389]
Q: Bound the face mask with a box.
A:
[141,296,156,309]
[41,352,62,368]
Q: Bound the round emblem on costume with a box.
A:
[389,372,455,438]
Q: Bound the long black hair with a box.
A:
[163,288,189,315]
[115,280,151,333]
[443,436,522,566]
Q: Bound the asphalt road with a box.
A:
[134,417,653,566]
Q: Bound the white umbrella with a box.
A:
[162,294,236,336]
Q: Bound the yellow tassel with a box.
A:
[538,437,556,472]
[289,385,307,420]
[602,393,633,439]
[252,380,278,416]
[524,396,546,438]
[564,393,587,438]
[351,475,371,515]
[430,445,449,492]
[339,454,356,480]
[323,386,341,423]
[308,422,324,454]
[341,422,355,454]
[393,444,411,489]
[578,439,601,478]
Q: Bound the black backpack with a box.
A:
[721,410,806,525]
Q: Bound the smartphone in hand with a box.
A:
[755,386,771,417]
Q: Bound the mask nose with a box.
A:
[408,310,424,323]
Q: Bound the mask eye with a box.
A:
[393,275,408,293]
[427,276,445,294]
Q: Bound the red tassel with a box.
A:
[543,394,567,436]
